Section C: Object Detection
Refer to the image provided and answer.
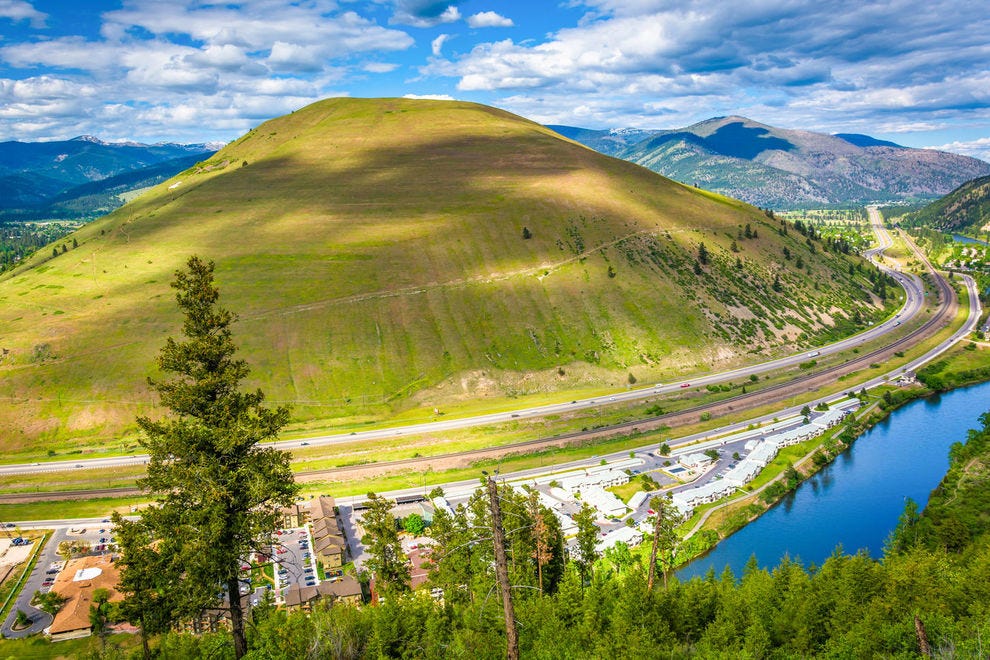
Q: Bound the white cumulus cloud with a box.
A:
[0,0,45,27]
[927,137,990,162]
[467,11,513,28]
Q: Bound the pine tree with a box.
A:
[573,503,599,584]
[113,256,298,659]
[362,492,410,596]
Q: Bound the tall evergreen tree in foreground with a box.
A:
[113,256,298,659]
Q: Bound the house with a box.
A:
[280,503,310,529]
[627,491,649,510]
[596,526,643,553]
[670,493,694,519]
[46,554,123,641]
[431,496,454,517]
[723,460,762,487]
[811,406,854,429]
[283,575,362,612]
[766,425,817,448]
[675,479,736,508]
[679,453,713,470]
[314,535,346,569]
[553,510,578,536]
[310,495,337,522]
[310,496,347,571]
[579,486,627,518]
[747,441,778,468]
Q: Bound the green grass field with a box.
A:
[0,98,886,455]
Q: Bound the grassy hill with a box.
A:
[0,98,887,453]
[903,174,990,236]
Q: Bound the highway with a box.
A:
[0,209,947,478]
[5,211,982,523]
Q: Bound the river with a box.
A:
[952,233,989,246]
[677,381,990,579]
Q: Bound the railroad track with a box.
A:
[0,264,957,504]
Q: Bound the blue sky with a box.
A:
[1,0,989,161]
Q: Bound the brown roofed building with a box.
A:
[280,503,310,529]
[314,534,346,569]
[310,495,347,571]
[310,495,336,521]
[283,575,362,611]
[46,554,123,642]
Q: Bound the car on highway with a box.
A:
[680,383,690,388]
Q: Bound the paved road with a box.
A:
[0,528,73,638]
[7,229,981,580]
[0,212,927,478]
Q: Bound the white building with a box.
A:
[811,406,854,429]
[628,491,649,510]
[748,441,778,468]
[670,493,694,519]
[766,425,817,448]
[579,486,627,518]
[596,525,643,553]
[679,452,713,469]
[431,496,454,517]
[723,460,762,487]
[553,510,578,535]
[676,479,736,508]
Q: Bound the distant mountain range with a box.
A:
[550,117,990,209]
[904,174,990,236]
[0,136,219,221]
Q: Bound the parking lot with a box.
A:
[271,527,318,599]
[1,519,117,638]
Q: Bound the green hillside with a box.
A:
[904,174,990,236]
[0,98,885,453]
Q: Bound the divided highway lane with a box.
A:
[0,209,928,477]
[8,255,979,523]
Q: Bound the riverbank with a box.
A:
[669,339,990,575]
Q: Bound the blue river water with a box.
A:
[677,381,990,580]
[952,233,989,246]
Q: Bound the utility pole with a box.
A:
[486,473,519,660]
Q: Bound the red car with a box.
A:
[680,383,690,388]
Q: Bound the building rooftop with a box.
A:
[47,554,123,638]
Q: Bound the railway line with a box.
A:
[0,209,976,507]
